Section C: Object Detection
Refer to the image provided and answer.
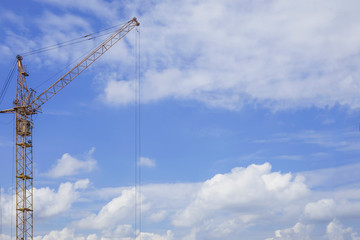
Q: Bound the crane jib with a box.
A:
[31,17,139,112]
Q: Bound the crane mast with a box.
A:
[15,55,35,240]
[0,17,139,240]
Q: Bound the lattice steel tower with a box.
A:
[15,55,35,240]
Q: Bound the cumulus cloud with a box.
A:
[304,198,336,221]
[4,160,360,239]
[172,162,308,227]
[267,222,313,240]
[137,230,174,240]
[28,220,360,240]
[304,198,360,223]
[46,148,97,178]
[102,77,137,106]
[148,210,167,222]
[33,227,98,240]
[3,161,360,239]
[32,226,173,240]
[66,163,360,239]
[34,227,83,240]
[268,220,360,240]
[34,179,90,218]
[326,220,360,240]
[69,162,311,238]
[0,179,89,228]
[76,188,139,230]
[0,188,14,226]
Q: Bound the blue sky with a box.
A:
[1,0,360,239]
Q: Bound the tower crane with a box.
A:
[0,17,139,240]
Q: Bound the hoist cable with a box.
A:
[19,22,127,57]
[0,60,17,106]
[21,30,113,57]
[21,38,91,57]
[134,27,138,239]
[134,26,141,239]
[137,27,142,239]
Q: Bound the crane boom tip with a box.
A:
[132,17,140,26]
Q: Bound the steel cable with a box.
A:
[0,60,17,106]
[134,26,141,240]
[19,22,126,57]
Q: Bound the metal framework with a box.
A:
[15,55,34,240]
[0,17,139,240]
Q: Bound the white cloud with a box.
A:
[0,179,89,227]
[137,230,174,240]
[0,188,13,226]
[181,228,197,240]
[304,198,336,221]
[3,161,360,239]
[138,157,156,167]
[70,162,314,238]
[326,220,360,240]
[148,210,167,222]
[35,219,360,240]
[34,227,100,240]
[304,198,360,223]
[64,162,311,238]
[110,224,133,239]
[46,148,97,178]
[34,227,84,240]
[86,234,98,240]
[5,161,360,239]
[75,188,139,230]
[34,179,90,218]
[268,220,360,240]
[93,0,360,111]
[172,162,309,227]
[0,234,11,240]
[4,0,360,111]
[267,222,313,240]
[102,76,137,106]
[33,226,173,240]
